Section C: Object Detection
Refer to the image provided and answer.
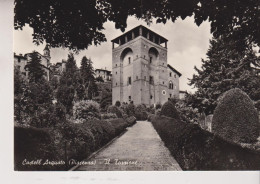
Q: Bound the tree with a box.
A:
[96,76,104,82]
[25,51,45,83]
[57,53,79,113]
[189,34,260,115]
[79,56,97,100]
[14,0,260,51]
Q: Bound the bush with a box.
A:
[212,88,259,143]
[134,104,148,120]
[107,105,123,118]
[151,115,260,170]
[125,116,137,126]
[109,118,129,135]
[101,113,117,120]
[155,103,161,109]
[115,101,121,107]
[120,103,135,117]
[160,100,180,120]
[73,100,100,121]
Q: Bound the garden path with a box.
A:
[74,121,181,171]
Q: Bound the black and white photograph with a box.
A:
[7,0,260,174]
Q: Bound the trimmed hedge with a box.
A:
[107,105,123,118]
[212,88,259,143]
[134,104,148,120]
[151,115,260,170]
[160,100,180,119]
[14,117,136,171]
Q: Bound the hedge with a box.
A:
[14,117,136,171]
[151,115,260,170]
[160,100,180,119]
[212,88,259,143]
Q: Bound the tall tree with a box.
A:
[25,51,45,83]
[57,53,79,113]
[14,0,260,51]
[79,56,97,100]
[189,35,260,115]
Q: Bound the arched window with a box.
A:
[169,81,173,89]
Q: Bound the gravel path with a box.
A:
[75,121,182,171]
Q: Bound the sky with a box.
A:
[13,16,212,93]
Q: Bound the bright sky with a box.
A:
[13,16,212,93]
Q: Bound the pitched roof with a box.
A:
[167,64,182,77]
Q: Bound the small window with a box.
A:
[136,76,138,80]
[116,64,117,67]
[150,57,152,63]
[116,82,117,86]
[128,77,132,85]
[163,81,164,84]
[163,63,164,65]
[144,76,146,80]
[129,96,131,101]
[128,57,131,64]
[149,76,154,85]
[170,94,172,97]
[174,74,177,78]
[116,72,117,74]
[150,95,153,99]
[144,55,146,59]
[170,72,172,77]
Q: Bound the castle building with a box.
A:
[111,25,181,106]
[94,68,112,82]
[14,45,51,81]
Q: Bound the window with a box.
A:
[128,57,131,64]
[169,81,173,89]
[116,72,117,74]
[174,74,176,78]
[150,95,153,99]
[136,76,138,80]
[116,64,117,67]
[163,81,164,84]
[116,82,117,86]
[170,94,172,97]
[150,57,152,63]
[170,72,172,77]
[144,76,146,80]
[144,55,146,59]
[129,96,131,101]
[128,77,132,85]
[149,76,154,85]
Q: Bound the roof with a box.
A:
[111,25,168,45]
[14,53,26,60]
[167,64,182,77]
[95,68,111,74]
[179,90,188,94]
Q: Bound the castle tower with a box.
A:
[43,44,51,64]
[111,25,169,106]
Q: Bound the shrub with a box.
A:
[73,100,100,121]
[160,100,180,120]
[134,104,148,120]
[254,100,260,111]
[109,118,128,135]
[120,103,135,117]
[155,103,161,109]
[125,116,136,126]
[107,105,123,118]
[115,101,121,107]
[212,88,259,143]
[151,115,260,170]
[101,113,117,120]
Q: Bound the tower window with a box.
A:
[136,76,138,80]
[128,57,131,64]
[144,76,146,80]
[116,72,117,74]
[116,64,117,67]
[174,74,177,78]
[129,96,131,101]
[116,82,117,86]
[144,55,146,59]
[149,76,154,85]
[128,77,132,85]
[150,95,153,99]
[150,57,152,63]
[163,81,164,84]
[170,72,172,77]
[170,94,172,97]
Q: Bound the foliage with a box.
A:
[25,51,45,83]
[120,103,135,117]
[125,116,136,126]
[189,34,260,115]
[73,100,100,122]
[155,103,161,109]
[101,113,117,120]
[212,88,259,143]
[160,100,180,120]
[107,105,123,118]
[100,96,112,111]
[96,76,104,82]
[14,0,260,51]
[151,115,260,170]
[134,104,148,120]
[57,53,79,113]
[115,101,121,107]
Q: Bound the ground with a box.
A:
[74,121,181,171]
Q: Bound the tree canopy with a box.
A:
[14,0,260,50]
[188,34,260,115]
